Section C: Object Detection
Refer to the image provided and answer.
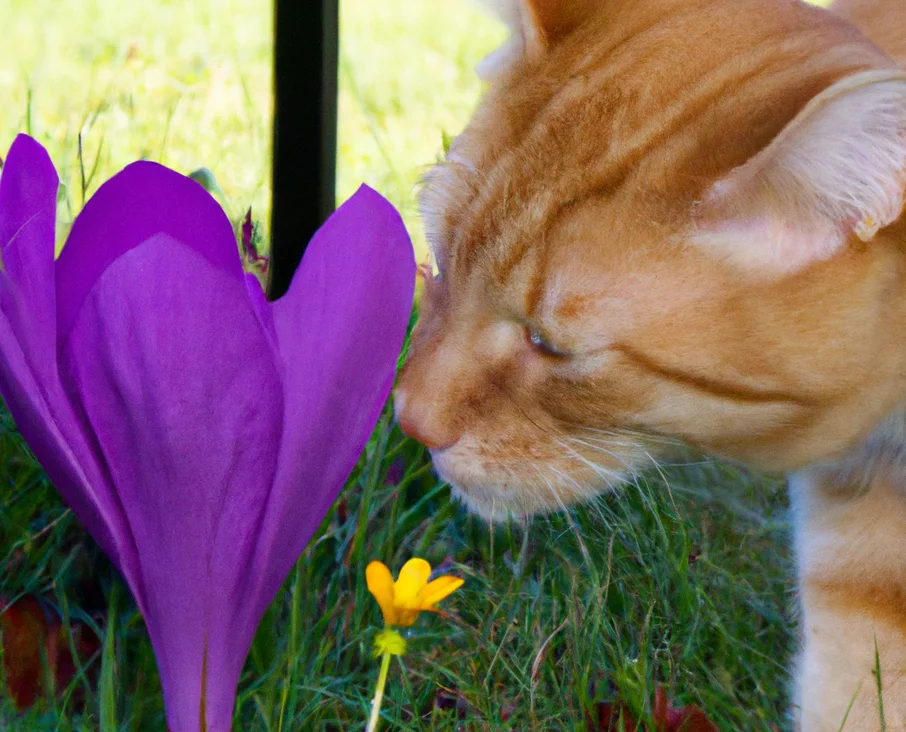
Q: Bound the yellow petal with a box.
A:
[394,558,432,607]
[418,575,464,608]
[366,561,397,625]
[396,609,421,627]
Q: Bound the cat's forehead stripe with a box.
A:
[446,48,782,291]
[437,8,875,295]
[524,234,554,320]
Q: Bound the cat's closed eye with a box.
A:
[525,327,569,359]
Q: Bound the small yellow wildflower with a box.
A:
[366,558,463,627]
[364,558,464,732]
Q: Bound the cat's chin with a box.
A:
[432,447,627,521]
[432,450,554,521]
[448,484,534,524]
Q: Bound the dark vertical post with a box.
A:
[269,0,339,299]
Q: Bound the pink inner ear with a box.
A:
[691,72,906,275]
[693,213,846,275]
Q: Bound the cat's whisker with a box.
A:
[546,461,622,533]
[566,432,707,503]
[559,435,669,519]
[555,437,627,492]
[531,465,595,566]
[574,425,684,450]
[549,462,604,500]
[563,436,640,473]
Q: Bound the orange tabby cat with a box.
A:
[395,0,906,728]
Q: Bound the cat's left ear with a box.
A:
[692,70,906,275]
[476,0,595,80]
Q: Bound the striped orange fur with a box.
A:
[395,0,906,728]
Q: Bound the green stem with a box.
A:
[366,651,392,732]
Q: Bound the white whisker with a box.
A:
[531,464,594,566]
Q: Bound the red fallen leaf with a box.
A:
[240,207,269,275]
[419,687,469,722]
[433,688,468,718]
[588,687,718,732]
[47,616,102,705]
[653,688,717,732]
[1,596,46,710]
[500,699,519,722]
[0,595,101,711]
[242,208,254,253]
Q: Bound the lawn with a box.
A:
[0,0,799,729]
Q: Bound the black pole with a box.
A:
[269,0,339,299]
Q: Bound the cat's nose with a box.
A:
[394,390,460,450]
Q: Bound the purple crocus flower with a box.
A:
[0,135,415,731]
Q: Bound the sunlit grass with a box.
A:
[0,0,502,260]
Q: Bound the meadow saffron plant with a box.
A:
[0,135,415,731]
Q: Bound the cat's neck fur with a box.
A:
[789,397,906,728]
[806,402,906,495]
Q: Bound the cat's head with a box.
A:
[395,0,906,520]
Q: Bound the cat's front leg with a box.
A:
[790,470,906,730]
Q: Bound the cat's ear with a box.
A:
[692,70,906,274]
[476,0,594,80]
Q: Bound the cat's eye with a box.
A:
[526,327,568,359]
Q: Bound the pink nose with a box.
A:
[396,394,460,450]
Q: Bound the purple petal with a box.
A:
[0,315,124,567]
[59,235,283,732]
[0,134,59,387]
[0,135,135,581]
[234,185,415,646]
[55,161,244,351]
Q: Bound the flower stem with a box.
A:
[366,651,392,732]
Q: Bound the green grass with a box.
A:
[0,0,799,729]
[0,0,503,260]
[0,409,795,730]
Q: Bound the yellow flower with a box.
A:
[366,558,463,627]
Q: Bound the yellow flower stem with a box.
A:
[366,650,392,732]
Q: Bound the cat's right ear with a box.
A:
[475,0,595,80]
[692,70,906,276]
